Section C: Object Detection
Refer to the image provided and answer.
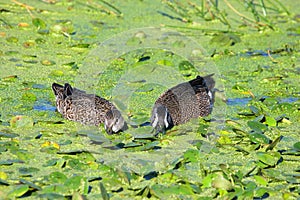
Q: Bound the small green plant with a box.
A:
[162,0,290,31]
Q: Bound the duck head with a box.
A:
[104,109,128,134]
[151,104,174,135]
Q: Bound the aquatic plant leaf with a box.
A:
[64,176,88,195]
[19,167,40,175]
[8,184,29,198]
[248,132,270,144]
[254,175,268,186]
[0,132,19,138]
[201,173,216,188]
[32,18,46,29]
[21,92,37,101]
[100,182,110,200]
[256,152,281,166]
[212,173,233,190]
[20,179,41,190]
[49,172,67,184]
[247,121,267,133]
[156,59,173,66]
[151,183,194,198]
[0,159,24,165]
[41,59,56,66]
[210,33,241,46]
[0,178,9,186]
[266,135,283,151]
[183,149,200,163]
[264,116,277,127]
[135,141,160,151]
[42,184,66,194]
[293,142,300,151]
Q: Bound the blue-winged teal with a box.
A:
[150,74,215,133]
[52,83,127,134]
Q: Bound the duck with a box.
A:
[51,83,127,134]
[150,74,215,134]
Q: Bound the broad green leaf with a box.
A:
[49,172,67,184]
[183,149,200,163]
[256,152,281,166]
[247,121,268,133]
[156,59,173,66]
[202,174,216,188]
[19,167,40,175]
[265,116,277,127]
[32,18,46,29]
[248,132,270,144]
[64,176,88,194]
[8,185,29,198]
[21,92,37,101]
[254,175,268,186]
[212,173,233,190]
[293,142,300,151]
[151,183,194,198]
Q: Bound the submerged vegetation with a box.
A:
[0,0,299,199]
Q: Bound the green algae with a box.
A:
[0,0,299,199]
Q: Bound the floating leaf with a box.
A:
[135,141,160,151]
[51,20,74,34]
[247,121,267,133]
[8,185,29,198]
[248,132,270,144]
[0,171,8,180]
[254,175,268,186]
[266,135,283,151]
[249,105,260,115]
[70,43,90,48]
[32,18,46,29]
[38,193,65,199]
[19,167,40,175]
[6,36,18,43]
[264,116,277,127]
[100,182,110,200]
[212,173,233,190]
[293,142,300,151]
[0,132,19,138]
[156,59,173,66]
[49,171,67,184]
[50,70,64,76]
[41,59,56,66]
[23,41,35,48]
[151,183,194,198]
[201,173,216,188]
[21,92,37,101]
[211,33,241,46]
[184,149,200,163]
[20,179,42,190]
[256,152,281,166]
[0,159,24,165]
[64,176,88,195]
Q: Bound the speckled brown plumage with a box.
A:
[52,83,127,134]
[151,74,215,133]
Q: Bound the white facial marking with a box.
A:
[112,124,118,132]
[208,91,212,100]
[152,112,159,128]
[163,109,169,128]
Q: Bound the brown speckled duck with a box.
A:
[52,83,127,134]
[150,74,215,134]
